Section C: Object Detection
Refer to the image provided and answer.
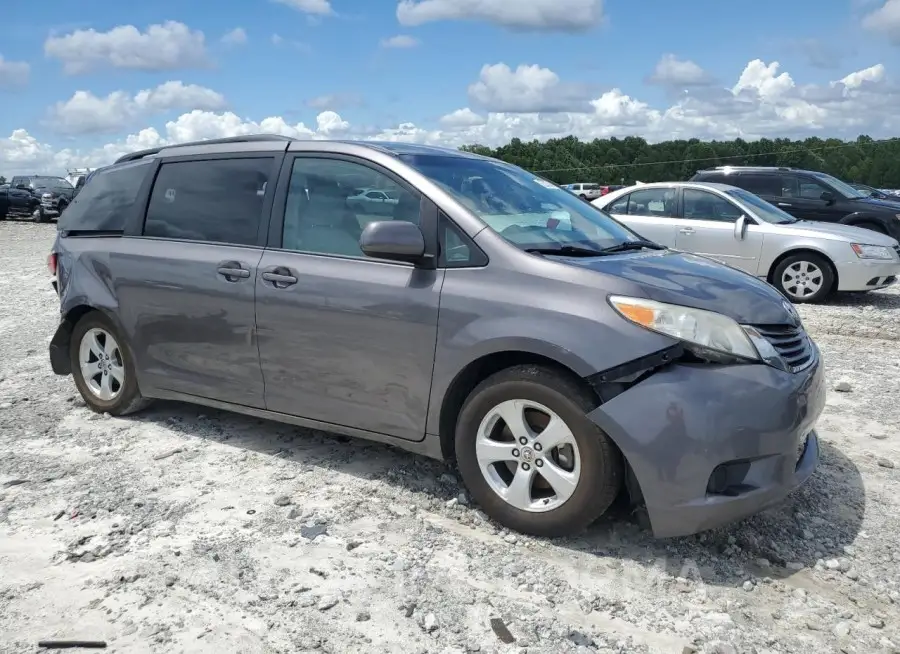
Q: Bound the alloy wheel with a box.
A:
[475,399,581,513]
[781,260,823,300]
[78,327,125,401]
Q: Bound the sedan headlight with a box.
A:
[608,296,759,360]
[851,243,894,260]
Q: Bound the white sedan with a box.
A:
[592,181,900,303]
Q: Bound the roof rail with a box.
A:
[113,134,297,164]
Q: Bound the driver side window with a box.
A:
[683,189,743,223]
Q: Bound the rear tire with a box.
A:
[772,252,834,303]
[70,312,152,416]
[455,365,623,538]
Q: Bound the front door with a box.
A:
[115,154,279,408]
[255,154,442,441]
[607,186,679,247]
[674,188,764,274]
[778,175,847,224]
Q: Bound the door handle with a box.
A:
[262,268,298,288]
[678,228,695,234]
[216,264,251,281]
[777,202,792,208]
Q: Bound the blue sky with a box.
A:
[1,0,899,174]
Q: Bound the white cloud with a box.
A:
[0,55,30,87]
[272,0,333,15]
[221,28,248,46]
[48,82,227,134]
[648,54,713,87]
[380,35,421,48]
[3,60,898,176]
[396,0,604,31]
[862,0,900,44]
[439,108,487,129]
[468,63,593,112]
[45,21,209,74]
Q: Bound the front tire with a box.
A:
[32,205,48,223]
[772,252,835,303]
[70,312,151,416]
[455,365,623,537]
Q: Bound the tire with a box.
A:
[58,201,68,215]
[70,312,152,416]
[772,252,835,303]
[455,364,623,537]
[578,194,588,201]
[32,205,48,223]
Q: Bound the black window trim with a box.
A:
[126,151,285,248]
[266,152,439,269]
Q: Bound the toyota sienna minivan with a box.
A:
[48,136,825,538]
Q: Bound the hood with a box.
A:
[852,195,900,212]
[560,249,796,325]
[783,220,899,245]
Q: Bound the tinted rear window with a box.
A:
[58,160,152,233]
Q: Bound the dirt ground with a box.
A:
[1,220,898,654]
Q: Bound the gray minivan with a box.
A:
[48,136,825,538]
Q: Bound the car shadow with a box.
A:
[131,400,865,589]
[824,288,900,309]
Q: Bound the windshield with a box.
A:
[813,172,864,199]
[399,154,644,252]
[726,188,798,224]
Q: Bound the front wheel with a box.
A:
[455,365,623,537]
[70,312,152,416]
[772,252,835,303]
[32,205,48,223]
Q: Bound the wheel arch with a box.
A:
[839,211,890,233]
[49,304,128,375]
[766,247,839,291]
[437,350,600,462]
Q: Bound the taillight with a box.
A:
[47,252,57,276]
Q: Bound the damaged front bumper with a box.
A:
[587,343,825,538]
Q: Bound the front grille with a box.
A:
[751,324,814,372]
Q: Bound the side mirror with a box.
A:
[360,220,426,264]
[734,215,748,240]
[820,191,835,204]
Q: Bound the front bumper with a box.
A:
[587,347,825,538]
[835,258,900,291]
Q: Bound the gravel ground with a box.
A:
[1,220,898,654]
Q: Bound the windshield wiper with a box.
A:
[525,245,607,257]
[597,240,665,253]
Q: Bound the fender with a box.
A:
[838,211,891,232]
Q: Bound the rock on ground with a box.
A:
[1,221,899,653]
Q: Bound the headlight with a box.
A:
[608,296,759,360]
[851,243,893,260]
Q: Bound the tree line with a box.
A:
[461,135,900,189]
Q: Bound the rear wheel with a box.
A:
[70,312,152,416]
[772,252,834,303]
[455,365,623,537]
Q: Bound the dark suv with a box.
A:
[4,175,75,221]
[48,135,824,539]
[691,166,900,240]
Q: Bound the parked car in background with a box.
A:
[5,175,75,221]
[563,183,603,201]
[65,168,95,197]
[345,187,400,215]
[594,181,900,303]
[690,166,900,241]
[600,184,626,196]
[49,135,824,539]
[1,177,46,221]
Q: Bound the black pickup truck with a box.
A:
[0,175,75,222]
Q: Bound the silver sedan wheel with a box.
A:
[781,260,824,300]
[78,327,125,401]
[475,399,581,513]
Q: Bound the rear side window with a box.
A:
[58,160,151,233]
[694,172,728,184]
[735,174,780,196]
[626,188,677,217]
[143,158,272,246]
